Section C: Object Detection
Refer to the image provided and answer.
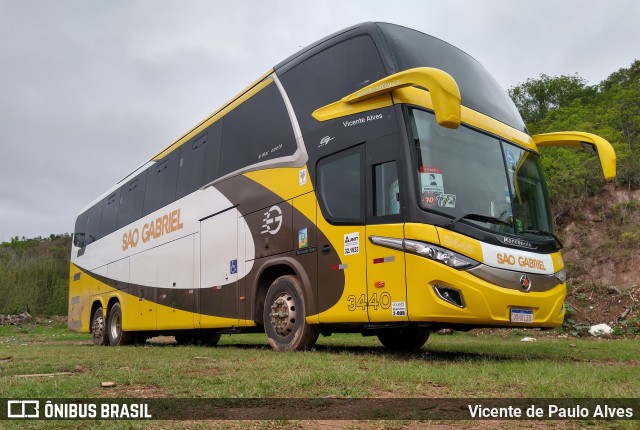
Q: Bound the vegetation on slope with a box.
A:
[509,61,640,289]
[0,234,70,315]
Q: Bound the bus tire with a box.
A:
[377,327,430,351]
[107,302,135,346]
[199,333,221,346]
[91,306,108,346]
[263,275,319,351]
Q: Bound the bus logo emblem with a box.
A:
[502,236,535,249]
[261,205,283,235]
[319,136,334,148]
[519,275,532,292]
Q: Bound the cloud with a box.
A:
[0,0,638,242]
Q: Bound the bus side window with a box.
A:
[73,212,87,248]
[219,82,296,177]
[100,191,119,238]
[373,161,400,216]
[143,150,179,216]
[117,172,147,229]
[176,133,206,200]
[316,145,365,224]
[176,120,222,199]
[85,202,103,245]
[278,35,386,133]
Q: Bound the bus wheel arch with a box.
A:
[252,261,299,326]
[263,274,319,351]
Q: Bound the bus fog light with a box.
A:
[433,285,465,308]
[555,268,566,283]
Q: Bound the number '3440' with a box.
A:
[346,292,391,311]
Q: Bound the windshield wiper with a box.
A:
[446,213,513,230]
[520,229,564,248]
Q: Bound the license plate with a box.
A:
[511,308,533,323]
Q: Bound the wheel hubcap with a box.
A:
[269,292,297,337]
[110,313,120,340]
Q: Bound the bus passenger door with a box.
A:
[200,208,239,327]
[365,136,409,323]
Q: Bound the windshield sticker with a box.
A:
[437,194,456,208]
[420,166,444,195]
[421,192,438,207]
[504,149,517,171]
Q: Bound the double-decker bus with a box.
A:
[69,22,615,351]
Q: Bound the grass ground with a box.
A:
[0,322,638,429]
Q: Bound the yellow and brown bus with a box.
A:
[69,22,615,351]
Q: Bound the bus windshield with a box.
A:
[409,108,553,237]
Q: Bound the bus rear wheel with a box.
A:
[107,302,135,346]
[377,327,430,351]
[263,275,319,351]
[91,306,108,346]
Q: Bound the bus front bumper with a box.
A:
[405,254,566,328]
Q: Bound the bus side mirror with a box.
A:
[531,132,616,180]
[312,67,462,129]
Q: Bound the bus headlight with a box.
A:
[368,236,480,270]
[404,239,479,270]
[555,268,567,283]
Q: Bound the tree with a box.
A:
[599,60,640,92]
[508,63,640,225]
[508,74,595,125]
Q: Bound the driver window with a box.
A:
[374,161,400,216]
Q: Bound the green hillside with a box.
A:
[509,61,640,288]
[0,234,70,315]
[509,61,640,219]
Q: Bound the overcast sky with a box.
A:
[1,0,638,242]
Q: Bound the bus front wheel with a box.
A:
[377,327,430,351]
[263,275,319,351]
[107,302,135,346]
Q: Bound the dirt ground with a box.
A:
[565,284,639,328]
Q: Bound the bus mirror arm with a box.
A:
[531,132,616,180]
[312,67,462,129]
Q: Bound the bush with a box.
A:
[0,235,70,316]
